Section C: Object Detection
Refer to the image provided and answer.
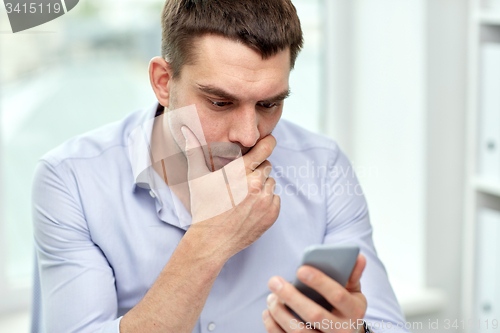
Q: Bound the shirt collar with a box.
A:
[126,101,193,229]
[127,101,164,192]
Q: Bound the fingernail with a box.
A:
[267,293,277,305]
[262,310,270,321]
[298,267,313,282]
[268,277,283,292]
[181,126,188,139]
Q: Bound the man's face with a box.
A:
[166,34,291,168]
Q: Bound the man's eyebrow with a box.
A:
[264,89,291,102]
[197,84,239,101]
[197,84,291,102]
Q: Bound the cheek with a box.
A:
[259,108,283,135]
[167,104,208,147]
[195,108,229,142]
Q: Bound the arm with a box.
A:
[33,160,121,333]
[321,149,407,331]
[34,132,280,333]
[122,130,281,332]
[118,225,225,332]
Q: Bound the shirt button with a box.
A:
[207,322,216,331]
[149,190,156,198]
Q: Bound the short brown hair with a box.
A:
[161,0,303,78]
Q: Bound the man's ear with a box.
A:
[149,56,174,108]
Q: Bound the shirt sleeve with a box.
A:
[324,148,410,333]
[32,159,122,333]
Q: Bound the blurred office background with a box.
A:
[0,0,494,331]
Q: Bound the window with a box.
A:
[1,0,427,317]
[0,0,326,312]
[283,0,324,133]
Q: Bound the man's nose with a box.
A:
[228,106,260,148]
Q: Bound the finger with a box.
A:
[243,135,276,173]
[264,177,276,197]
[272,195,281,215]
[296,266,362,318]
[252,160,273,184]
[181,126,210,179]
[267,293,320,332]
[262,310,286,333]
[247,161,273,196]
[268,277,339,329]
[345,254,366,293]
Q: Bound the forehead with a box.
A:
[181,34,291,100]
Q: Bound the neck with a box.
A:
[150,105,192,214]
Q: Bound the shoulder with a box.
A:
[273,118,340,157]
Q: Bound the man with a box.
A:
[31,1,407,332]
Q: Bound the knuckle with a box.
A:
[271,203,279,216]
[261,142,272,155]
[263,320,275,333]
[272,196,281,211]
[252,167,263,178]
[267,184,277,197]
[272,283,286,299]
[262,186,272,198]
[333,290,346,304]
[355,308,366,320]
[308,309,323,323]
[250,178,262,191]
[268,302,279,316]
[267,134,277,148]
[249,186,260,196]
[249,161,261,170]
[253,198,265,211]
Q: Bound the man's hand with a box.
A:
[121,129,280,333]
[263,254,367,333]
[181,126,281,260]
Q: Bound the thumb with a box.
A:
[181,126,210,180]
[345,254,366,293]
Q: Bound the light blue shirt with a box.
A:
[31,101,408,333]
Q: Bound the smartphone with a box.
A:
[287,243,360,320]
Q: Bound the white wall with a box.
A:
[324,0,468,327]
[350,0,427,289]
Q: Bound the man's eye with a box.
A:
[258,102,278,109]
[210,101,232,107]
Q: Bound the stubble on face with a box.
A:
[160,35,289,170]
